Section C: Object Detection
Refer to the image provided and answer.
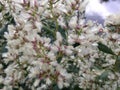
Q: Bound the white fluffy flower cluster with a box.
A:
[105,13,120,26]
[0,0,120,90]
[104,13,120,33]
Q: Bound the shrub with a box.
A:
[0,0,120,90]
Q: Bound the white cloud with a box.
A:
[85,0,120,23]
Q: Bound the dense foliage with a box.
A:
[0,0,120,90]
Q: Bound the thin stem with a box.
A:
[49,0,59,33]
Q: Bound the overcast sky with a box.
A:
[85,0,120,24]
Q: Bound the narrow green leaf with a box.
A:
[96,70,109,81]
[0,24,8,36]
[73,42,80,48]
[0,2,4,12]
[113,56,120,72]
[57,54,62,63]
[58,26,67,45]
[97,42,115,55]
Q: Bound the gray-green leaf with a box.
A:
[97,42,115,55]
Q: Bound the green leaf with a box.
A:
[41,19,57,43]
[57,53,63,63]
[117,56,120,61]
[3,12,16,25]
[13,87,19,90]
[1,43,7,53]
[113,56,120,72]
[73,42,80,48]
[93,57,107,70]
[116,87,120,90]
[58,26,67,45]
[96,70,109,81]
[41,25,55,42]
[0,84,4,89]
[97,42,115,55]
[67,61,79,73]
[0,2,4,12]
[73,85,83,90]
[100,71,108,80]
[62,84,83,90]
[0,24,8,36]
[53,84,60,90]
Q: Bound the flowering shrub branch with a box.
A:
[0,0,120,90]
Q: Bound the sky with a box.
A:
[85,0,120,24]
